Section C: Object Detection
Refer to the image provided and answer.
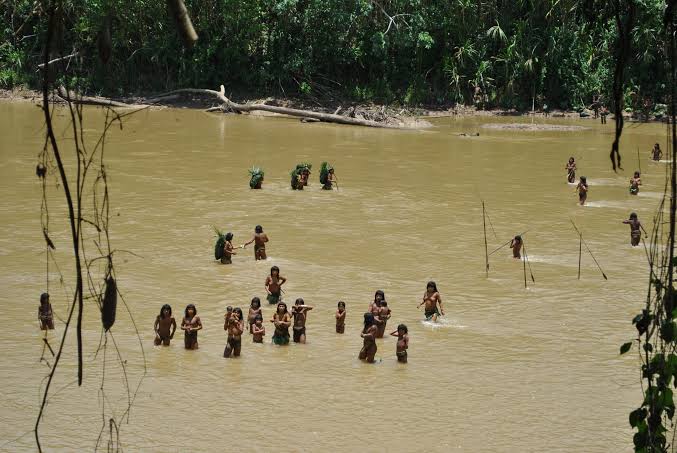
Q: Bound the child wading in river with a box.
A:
[629,171,642,195]
[335,301,346,334]
[154,304,177,346]
[271,302,291,345]
[247,297,262,332]
[291,298,314,343]
[418,281,444,322]
[252,314,265,343]
[223,307,244,358]
[390,324,409,363]
[565,157,577,184]
[510,235,523,259]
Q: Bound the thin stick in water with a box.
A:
[482,201,489,277]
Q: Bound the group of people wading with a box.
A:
[564,143,663,247]
[248,161,338,191]
[143,268,445,364]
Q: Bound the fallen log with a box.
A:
[151,85,416,128]
[57,86,146,108]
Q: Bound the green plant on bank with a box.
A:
[0,0,670,109]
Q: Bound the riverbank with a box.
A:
[0,87,659,126]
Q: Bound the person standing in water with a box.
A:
[154,304,177,346]
[247,297,262,332]
[265,266,287,305]
[510,235,523,259]
[223,307,244,358]
[251,315,265,343]
[375,300,391,339]
[243,225,269,260]
[271,302,291,345]
[576,176,589,205]
[565,157,577,184]
[291,298,314,344]
[181,304,202,350]
[418,281,444,322]
[390,324,409,363]
[368,290,385,312]
[335,301,346,334]
[38,293,54,330]
[629,171,642,195]
[623,212,648,246]
[221,232,236,264]
[651,143,663,161]
[359,313,378,363]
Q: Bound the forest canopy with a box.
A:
[0,0,670,111]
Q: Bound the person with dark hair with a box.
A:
[510,235,523,259]
[292,298,314,344]
[265,266,286,305]
[271,302,291,345]
[243,225,269,260]
[651,143,663,161]
[252,314,265,343]
[335,301,346,334]
[375,300,391,339]
[154,304,177,346]
[576,176,589,205]
[181,304,202,350]
[418,281,444,322]
[38,293,54,330]
[224,307,244,358]
[629,171,642,195]
[247,297,262,332]
[565,157,577,184]
[220,232,236,264]
[368,290,385,312]
[623,212,648,247]
[359,313,378,363]
[390,324,409,363]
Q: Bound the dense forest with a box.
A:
[0,0,670,111]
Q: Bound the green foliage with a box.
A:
[1,0,669,108]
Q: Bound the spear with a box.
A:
[570,219,608,280]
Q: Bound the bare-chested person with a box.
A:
[224,307,244,358]
[38,292,54,330]
[629,171,642,195]
[510,235,523,259]
[390,324,409,363]
[651,143,663,161]
[565,157,577,184]
[576,176,589,205]
[181,304,202,350]
[154,304,177,346]
[265,266,287,305]
[359,313,378,363]
[368,290,385,312]
[291,298,314,344]
[335,301,346,334]
[243,225,269,260]
[251,314,265,343]
[418,281,444,322]
[247,297,262,332]
[375,300,391,339]
[221,232,236,264]
[623,212,648,247]
[271,302,291,345]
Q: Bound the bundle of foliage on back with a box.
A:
[213,227,227,260]
[319,162,333,185]
[290,162,312,190]
[249,166,264,189]
[1,0,669,113]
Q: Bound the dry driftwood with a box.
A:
[155,85,403,128]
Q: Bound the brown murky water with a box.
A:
[0,102,670,452]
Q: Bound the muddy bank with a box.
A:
[0,87,661,126]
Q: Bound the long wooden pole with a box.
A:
[578,233,582,280]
